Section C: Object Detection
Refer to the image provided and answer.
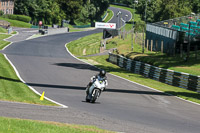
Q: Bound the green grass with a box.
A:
[0,17,32,28]
[0,53,57,106]
[0,34,11,50]
[67,32,200,104]
[0,117,113,133]
[103,9,114,22]
[132,52,200,76]
[67,33,102,56]
[0,27,7,33]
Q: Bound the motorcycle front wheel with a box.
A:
[90,89,100,103]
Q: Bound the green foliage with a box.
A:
[2,14,31,23]
[109,0,198,23]
[0,11,4,16]
[80,0,96,24]
[56,0,83,25]
[14,0,64,25]
[14,0,110,26]
[91,0,109,21]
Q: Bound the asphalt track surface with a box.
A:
[1,7,200,133]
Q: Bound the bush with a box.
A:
[3,14,31,23]
[0,11,4,16]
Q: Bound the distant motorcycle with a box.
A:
[85,78,106,103]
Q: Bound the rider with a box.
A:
[86,69,108,94]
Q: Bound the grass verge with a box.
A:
[67,33,200,104]
[103,9,114,23]
[67,33,102,56]
[0,34,11,50]
[0,27,7,33]
[0,117,113,133]
[0,53,57,106]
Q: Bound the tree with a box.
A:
[81,0,96,24]
[14,0,36,16]
[91,0,109,21]
[15,0,64,25]
[191,0,200,13]
[56,0,83,24]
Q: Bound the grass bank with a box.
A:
[103,9,114,22]
[67,33,102,56]
[0,34,11,50]
[0,53,56,106]
[0,117,113,133]
[67,33,200,104]
[0,27,7,33]
[0,17,32,28]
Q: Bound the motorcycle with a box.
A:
[85,78,106,103]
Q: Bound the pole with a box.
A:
[117,11,121,39]
[143,0,148,54]
[131,1,135,51]
[186,21,191,61]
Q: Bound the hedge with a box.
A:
[2,14,31,23]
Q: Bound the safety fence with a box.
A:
[109,53,200,93]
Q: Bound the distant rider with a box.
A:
[86,69,108,94]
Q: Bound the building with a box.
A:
[0,0,14,15]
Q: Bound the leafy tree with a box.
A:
[14,0,36,16]
[15,0,64,25]
[56,0,83,24]
[91,0,109,21]
[109,0,198,23]
[191,0,200,13]
[81,0,96,24]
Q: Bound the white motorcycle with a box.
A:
[85,78,106,103]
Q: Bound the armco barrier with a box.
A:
[108,53,200,93]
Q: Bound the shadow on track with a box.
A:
[26,82,169,96]
[0,76,169,96]
[52,63,99,71]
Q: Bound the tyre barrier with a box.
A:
[108,53,200,93]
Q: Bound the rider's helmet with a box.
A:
[99,69,106,77]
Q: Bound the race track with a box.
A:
[1,7,200,133]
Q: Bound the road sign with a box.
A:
[95,22,116,29]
